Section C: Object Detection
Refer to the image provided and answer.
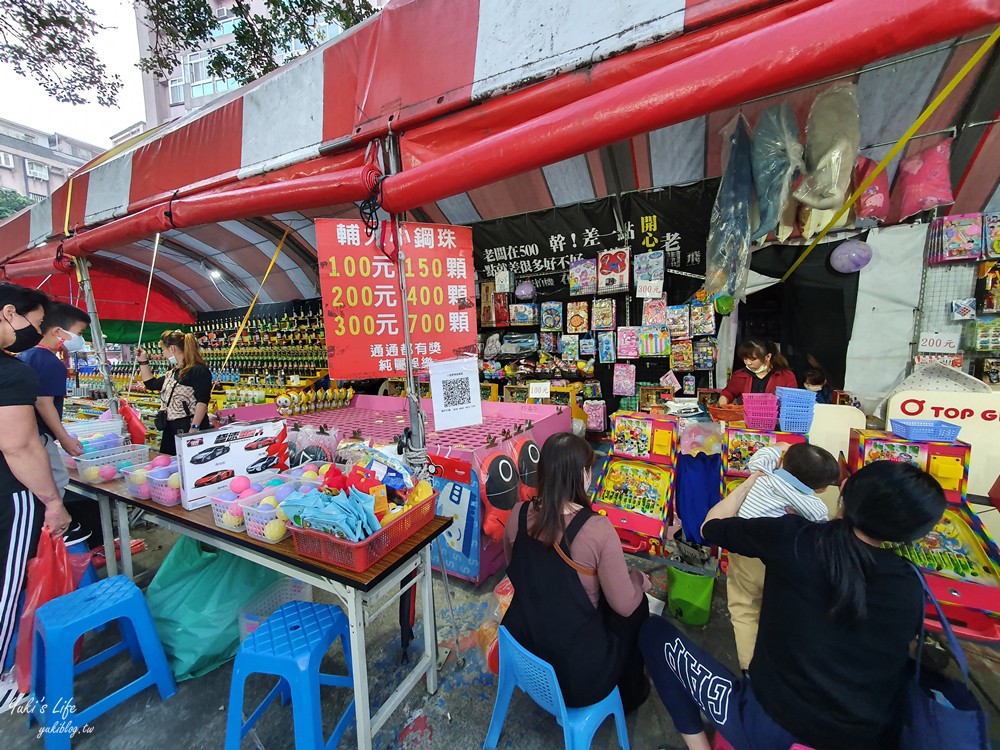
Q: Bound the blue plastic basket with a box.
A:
[890,419,962,443]
[779,411,814,434]
[775,387,817,406]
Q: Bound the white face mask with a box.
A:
[61,331,86,353]
[804,383,823,392]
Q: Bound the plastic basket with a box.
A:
[890,419,962,443]
[238,578,313,641]
[244,501,291,544]
[61,442,132,471]
[211,494,256,533]
[287,492,438,572]
[79,433,124,454]
[64,417,125,437]
[707,404,744,423]
[741,393,778,430]
[779,407,814,434]
[775,386,817,406]
[121,458,181,506]
[73,445,150,482]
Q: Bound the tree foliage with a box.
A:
[0,188,35,220]
[0,0,122,105]
[1,0,377,106]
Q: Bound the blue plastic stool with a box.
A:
[484,626,630,750]
[225,601,356,750]
[29,575,176,749]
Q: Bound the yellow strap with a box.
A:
[63,178,74,236]
[217,227,290,381]
[781,25,1000,283]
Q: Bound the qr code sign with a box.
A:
[442,376,472,409]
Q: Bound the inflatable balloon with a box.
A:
[830,239,873,273]
[514,280,536,300]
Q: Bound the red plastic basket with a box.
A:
[287,492,438,572]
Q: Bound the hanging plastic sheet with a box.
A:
[750,103,804,242]
[793,84,861,210]
[705,115,753,300]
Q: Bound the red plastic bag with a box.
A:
[477,577,515,675]
[14,528,92,692]
[118,398,147,446]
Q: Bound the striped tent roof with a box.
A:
[1,0,998,312]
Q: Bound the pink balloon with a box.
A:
[230,476,251,494]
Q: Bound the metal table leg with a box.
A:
[96,494,118,577]
[420,545,439,695]
[346,586,373,750]
[115,500,134,581]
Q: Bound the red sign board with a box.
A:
[317,220,477,380]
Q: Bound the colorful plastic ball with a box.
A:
[274,485,295,502]
[216,490,239,502]
[134,483,151,499]
[290,468,305,478]
[230,476,251,494]
[301,471,319,481]
[167,472,181,489]
[265,479,283,487]
[263,519,287,541]
[275,505,289,523]
[82,466,102,482]
[301,464,319,473]
[116,460,133,471]
[318,464,332,475]
[90,432,104,439]
[98,465,118,481]
[258,496,278,509]
[130,469,148,484]
[151,455,172,468]
[249,483,264,493]
[238,488,258,499]
[830,239,873,274]
[227,502,245,518]
[221,511,242,528]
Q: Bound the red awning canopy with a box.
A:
[0,0,997,313]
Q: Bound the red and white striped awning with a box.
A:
[0,0,997,312]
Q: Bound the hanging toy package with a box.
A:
[793,84,861,211]
[750,103,804,242]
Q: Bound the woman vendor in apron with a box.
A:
[502,432,651,711]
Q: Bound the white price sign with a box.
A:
[918,331,961,353]
[636,279,664,299]
[528,381,551,399]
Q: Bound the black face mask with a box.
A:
[6,316,43,353]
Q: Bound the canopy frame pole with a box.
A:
[385,132,428,479]
[74,257,118,415]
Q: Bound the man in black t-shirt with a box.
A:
[0,283,72,713]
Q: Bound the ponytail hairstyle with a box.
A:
[737,337,790,371]
[530,432,595,546]
[816,461,946,624]
[160,329,207,380]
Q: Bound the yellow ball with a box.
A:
[258,496,278,509]
[167,472,181,489]
[130,469,147,484]
[82,466,101,482]
[318,464,332,475]
[301,471,319,480]
[263,519,287,541]
[221,511,242,528]
[275,505,289,523]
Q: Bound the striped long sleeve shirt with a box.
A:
[736,446,830,523]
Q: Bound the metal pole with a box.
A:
[74,257,119,415]
[385,133,428,477]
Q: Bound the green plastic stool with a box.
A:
[666,567,714,626]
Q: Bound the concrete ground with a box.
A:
[2,520,999,750]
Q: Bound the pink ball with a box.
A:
[230,476,251,494]
[135,483,151,500]
[228,502,245,518]
[98,465,118,481]
[238,488,257,499]
[301,464,319,474]
[151,455,172,468]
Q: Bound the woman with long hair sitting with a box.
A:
[502,432,651,712]
[135,330,213,455]
[639,461,947,750]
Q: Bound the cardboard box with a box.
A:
[611,411,678,466]
[176,419,289,509]
[723,427,808,477]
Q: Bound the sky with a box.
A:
[0,0,146,149]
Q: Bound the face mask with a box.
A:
[167,355,178,366]
[61,331,87,353]
[6,314,43,353]
[804,384,823,392]
[746,362,766,374]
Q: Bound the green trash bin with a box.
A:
[666,566,715,626]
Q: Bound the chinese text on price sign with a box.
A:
[317,220,477,380]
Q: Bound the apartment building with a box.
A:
[0,118,104,202]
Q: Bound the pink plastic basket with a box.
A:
[742,393,778,430]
